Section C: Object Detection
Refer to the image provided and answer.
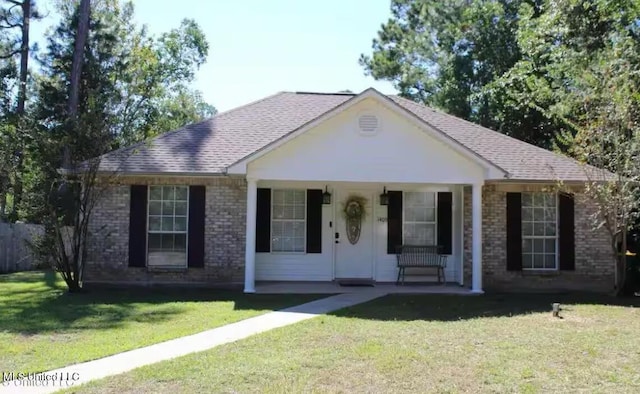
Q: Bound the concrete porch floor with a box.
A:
[255,281,475,295]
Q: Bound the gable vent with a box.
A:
[358,114,379,135]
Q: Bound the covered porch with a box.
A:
[226,90,500,295]
[242,180,485,294]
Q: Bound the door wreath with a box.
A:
[342,195,367,245]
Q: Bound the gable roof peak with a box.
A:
[94,88,602,182]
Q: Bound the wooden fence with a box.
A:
[0,223,44,273]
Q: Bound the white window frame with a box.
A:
[402,191,438,246]
[147,185,189,268]
[522,192,558,270]
[270,189,306,253]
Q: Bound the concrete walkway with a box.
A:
[1,292,384,394]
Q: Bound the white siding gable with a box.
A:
[245,98,487,184]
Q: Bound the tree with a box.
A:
[67,0,89,119]
[491,0,640,151]
[53,0,90,290]
[534,1,640,294]
[115,18,213,143]
[29,0,216,291]
[495,0,640,293]
[360,0,558,147]
[29,0,94,292]
[62,0,89,171]
[0,0,41,220]
[25,0,214,223]
[0,69,17,218]
[33,117,119,292]
[571,55,640,294]
[36,1,213,150]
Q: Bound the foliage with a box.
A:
[360,0,562,148]
[361,0,640,151]
[0,0,215,224]
[0,1,41,220]
[35,1,213,152]
[569,42,640,294]
[342,194,368,221]
[30,160,107,292]
[494,0,640,149]
[502,0,640,293]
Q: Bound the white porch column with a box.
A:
[244,178,258,293]
[471,183,484,294]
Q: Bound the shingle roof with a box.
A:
[98,90,596,181]
[387,96,597,181]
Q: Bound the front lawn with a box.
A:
[70,293,640,393]
[0,271,323,374]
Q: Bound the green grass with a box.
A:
[0,271,323,374]
[70,293,640,393]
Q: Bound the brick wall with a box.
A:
[85,176,247,285]
[87,177,615,291]
[463,184,615,292]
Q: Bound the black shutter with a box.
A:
[506,192,522,271]
[437,192,453,254]
[128,185,147,267]
[558,193,575,270]
[255,188,271,252]
[387,191,403,254]
[306,189,323,253]
[188,186,206,268]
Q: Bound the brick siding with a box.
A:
[464,184,614,292]
[85,176,247,285]
[88,177,615,291]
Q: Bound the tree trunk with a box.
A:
[10,0,31,219]
[58,0,91,291]
[63,0,91,169]
[16,0,29,116]
[68,0,90,117]
[0,192,6,220]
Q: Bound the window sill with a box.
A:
[146,266,188,273]
[521,269,560,277]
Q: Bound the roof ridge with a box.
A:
[214,91,289,119]
[294,91,356,96]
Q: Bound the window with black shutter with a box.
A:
[147,186,189,268]
[128,185,147,267]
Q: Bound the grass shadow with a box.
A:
[0,271,323,335]
[329,293,640,322]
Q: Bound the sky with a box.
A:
[31,0,398,112]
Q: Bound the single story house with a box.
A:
[87,88,613,293]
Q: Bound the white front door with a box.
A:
[334,189,374,279]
